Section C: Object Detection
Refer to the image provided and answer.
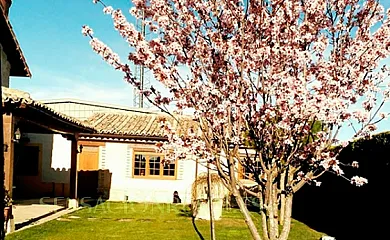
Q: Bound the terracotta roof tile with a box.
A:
[86,112,198,137]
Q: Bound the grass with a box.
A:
[6,202,323,240]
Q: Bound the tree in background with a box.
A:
[83,0,389,239]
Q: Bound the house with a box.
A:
[26,99,204,204]
[77,121,259,205]
[78,111,201,204]
[32,98,262,206]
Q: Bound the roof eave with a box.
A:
[79,133,167,141]
[29,105,96,133]
[0,7,31,77]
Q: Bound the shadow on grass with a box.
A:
[178,208,193,218]
[79,198,108,208]
[178,207,205,240]
[293,174,370,240]
[292,138,390,240]
[177,203,259,240]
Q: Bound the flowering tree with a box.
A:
[83,0,389,239]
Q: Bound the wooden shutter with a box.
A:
[78,146,99,170]
[99,146,107,169]
[125,145,132,178]
[176,159,185,180]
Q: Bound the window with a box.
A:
[133,152,176,179]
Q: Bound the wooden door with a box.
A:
[78,146,99,171]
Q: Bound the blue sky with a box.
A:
[7,0,390,140]
[9,0,138,106]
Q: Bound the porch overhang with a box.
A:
[2,88,96,220]
[2,87,95,134]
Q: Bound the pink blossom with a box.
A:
[341,141,349,148]
[314,181,322,187]
[83,1,390,237]
[231,136,240,145]
[353,110,370,123]
[297,171,305,181]
[103,6,114,15]
[351,176,368,187]
[81,25,93,36]
[129,7,137,16]
[332,165,344,175]
[351,161,359,168]
[89,38,122,69]
[380,112,387,119]
[320,158,338,170]
[157,16,169,27]
[366,124,377,132]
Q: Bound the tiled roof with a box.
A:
[42,98,160,114]
[86,112,198,138]
[2,87,94,131]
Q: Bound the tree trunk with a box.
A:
[225,150,261,240]
[207,163,216,240]
[279,171,286,225]
[234,191,262,240]
[258,191,269,240]
[272,183,279,228]
[266,176,278,240]
[278,195,293,240]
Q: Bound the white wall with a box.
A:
[101,143,254,204]
[102,142,198,204]
[26,133,71,183]
[103,142,128,201]
[29,134,253,202]
[27,135,199,203]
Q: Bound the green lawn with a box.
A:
[6,202,323,240]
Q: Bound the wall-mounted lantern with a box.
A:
[77,144,83,154]
[13,128,21,143]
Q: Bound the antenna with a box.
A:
[133,10,151,108]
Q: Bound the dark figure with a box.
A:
[173,191,181,203]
